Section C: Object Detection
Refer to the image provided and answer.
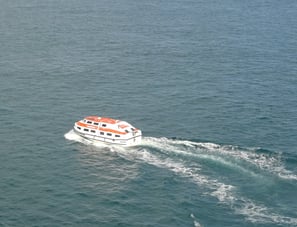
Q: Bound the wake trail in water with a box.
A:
[64,131,297,225]
[128,146,297,225]
[139,139,297,225]
[142,137,297,181]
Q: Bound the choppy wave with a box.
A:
[64,131,297,225]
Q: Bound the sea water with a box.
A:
[1,0,297,226]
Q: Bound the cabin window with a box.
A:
[125,130,129,133]
[87,121,92,124]
[115,135,120,138]
[91,130,96,133]
[84,128,89,132]
[107,133,112,136]
[102,124,107,127]
[100,132,104,135]
[77,127,81,130]
[94,122,99,126]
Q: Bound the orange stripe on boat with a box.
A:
[99,127,127,135]
[118,124,129,129]
[76,122,98,129]
[76,121,126,135]
[86,125,98,129]
[76,121,88,127]
[99,117,118,124]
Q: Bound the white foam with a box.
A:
[234,198,297,225]
[190,213,203,227]
[142,137,297,181]
[64,129,97,146]
[139,137,297,225]
[64,129,80,141]
[68,135,296,181]
[65,134,297,225]
[135,148,297,225]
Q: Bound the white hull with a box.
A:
[71,116,142,146]
[73,129,142,146]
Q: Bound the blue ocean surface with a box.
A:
[1,0,297,226]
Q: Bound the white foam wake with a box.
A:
[64,129,89,144]
[132,148,297,225]
[140,137,297,225]
[190,213,203,227]
[141,137,297,181]
[64,132,297,225]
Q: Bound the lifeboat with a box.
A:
[73,116,142,146]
